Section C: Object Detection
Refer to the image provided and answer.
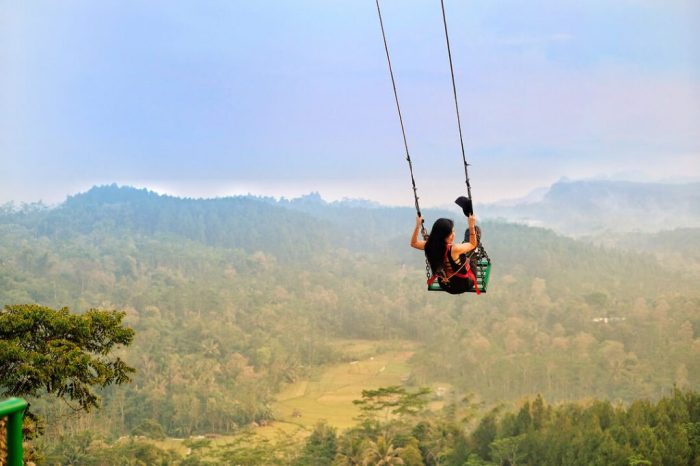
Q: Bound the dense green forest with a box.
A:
[35,388,700,465]
[1,184,699,464]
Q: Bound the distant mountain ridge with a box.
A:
[1,184,338,262]
[4,180,698,251]
[480,179,700,235]
[2,184,691,288]
[0,184,459,263]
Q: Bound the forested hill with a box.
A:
[2,185,337,262]
[1,184,699,442]
[1,185,455,258]
[3,184,693,291]
[2,183,697,313]
[589,227,700,273]
[480,179,700,235]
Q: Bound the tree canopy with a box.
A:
[0,304,135,412]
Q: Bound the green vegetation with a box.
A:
[353,386,432,421]
[0,304,134,463]
[0,304,134,412]
[274,344,415,430]
[38,387,700,465]
[330,387,700,466]
[1,184,698,464]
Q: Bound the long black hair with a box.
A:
[424,218,454,275]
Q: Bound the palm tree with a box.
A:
[334,436,365,465]
[362,436,404,466]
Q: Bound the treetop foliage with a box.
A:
[353,386,432,420]
[0,304,135,412]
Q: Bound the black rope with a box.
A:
[439,0,473,202]
[375,0,424,224]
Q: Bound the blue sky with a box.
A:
[1,0,699,206]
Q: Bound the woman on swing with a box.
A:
[410,196,479,294]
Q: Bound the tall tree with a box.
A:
[0,304,135,412]
[297,422,338,466]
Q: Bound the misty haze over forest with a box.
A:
[1,179,699,463]
[2,0,699,463]
[1,179,699,464]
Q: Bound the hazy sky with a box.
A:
[2,0,699,207]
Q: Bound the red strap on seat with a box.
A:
[466,266,481,295]
[448,263,480,295]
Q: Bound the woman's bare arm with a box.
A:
[411,216,426,250]
[452,215,477,255]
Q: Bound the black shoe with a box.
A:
[455,196,473,216]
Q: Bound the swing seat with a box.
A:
[427,258,491,293]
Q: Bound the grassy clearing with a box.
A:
[152,340,420,459]
[273,341,417,430]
